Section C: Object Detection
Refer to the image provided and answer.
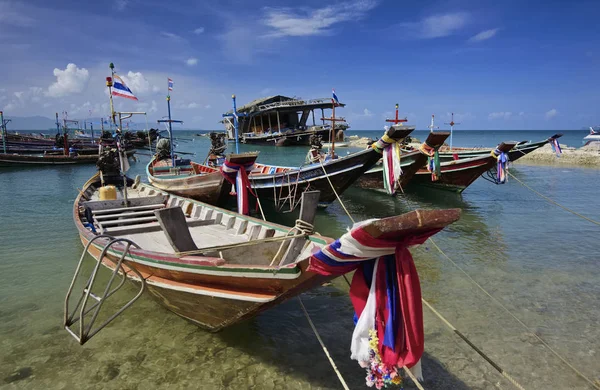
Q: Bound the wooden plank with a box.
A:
[94,209,156,221]
[92,202,165,215]
[261,228,275,239]
[225,216,236,230]
[236,220,248,235]
[98,215,157,227]
[279,191,320,265]
[154,207,199,253]
[103,219,215,236]
[247,224,261,241]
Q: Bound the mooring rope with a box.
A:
[269,219,314,266]
[318,159,356,224]
[338,274,524,389]
[428,238,600,390]
[508,171,600,226]
[298,296,351,390]
[420,299,526,390]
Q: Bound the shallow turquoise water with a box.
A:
[0,131,599,389]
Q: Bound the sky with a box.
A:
[1,0,599,130]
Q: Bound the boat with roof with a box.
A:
[221,94,350,146]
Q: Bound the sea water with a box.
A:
[0,130,598,389]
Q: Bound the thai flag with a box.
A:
[112,74,138,101]
[168,78,173,91]
[332,89,339,105]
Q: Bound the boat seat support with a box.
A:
[155,207,199,253]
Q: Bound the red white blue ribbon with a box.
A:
[307,219,444,380]
[220,160,256,215]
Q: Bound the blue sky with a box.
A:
[1,0,599,130]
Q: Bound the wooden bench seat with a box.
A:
[92,203,165,215]
[94,209,157,221]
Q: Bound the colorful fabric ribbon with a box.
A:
[371,134,396,154]
[308,220,444,385]
[550,138,562,157]
[382,142,403,194]
[220,160,256,215]
[420,143,441,182]
[491,148,508,184]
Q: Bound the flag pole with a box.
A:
[108,63,116,126]
[232,95,239,154]
[0,111,6,154]
[167,94,175,167]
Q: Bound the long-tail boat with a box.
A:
[356,132,450,192]
[409,141,518,192]
[246,125,412,210]
[146,92,258,205]
[436,133,563,163]
[68,170,460,339]
[0,112,135,167]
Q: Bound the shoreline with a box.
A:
[346,136,600,168]
[513,143,600,168]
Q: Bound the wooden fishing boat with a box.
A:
[247,126,413,209]
[0,149,135,167]
[147,152,258,204]
[68,172,460,340]
[435,134,563,163]
[409,141,518,192]
[355,132,450,192]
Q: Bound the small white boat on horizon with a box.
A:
[584,127,600,145]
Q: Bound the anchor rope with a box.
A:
[298,296,351,390]
[269,219,315,266]
[428,238,600,390]
[318,159,356,224]
[507,171,600,226]
[339,274,525,390]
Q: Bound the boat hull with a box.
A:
[250,147,382,205]
[410,155,497,193]
[355,149,426,191]
[0,150,135,167]
[241,128,331,146]
[147,170,228,205]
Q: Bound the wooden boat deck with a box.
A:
[83,180,313,265]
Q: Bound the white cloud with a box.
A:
[136,100,158,113]
[187,102,199,109]
[488,111,512,120]
[193,27,205,34]
[469,28,499,42]
[545,109,558,119]
[518,111,525,117]
[160,31,182,40]
[186,58,198,66]
[152,85,161,93]
[363,108,373,117]
[401,12,469,39]
[263,0,378,37]
[204,104,211,109]
[114,0,128,11]
[122,71,151,94]
[46,63,89,97]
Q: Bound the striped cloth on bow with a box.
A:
[382,142,403,194]
[220,160,256,215]
[550,138,562,157]
[308,220,444,380]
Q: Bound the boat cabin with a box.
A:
[222,95,349,140]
